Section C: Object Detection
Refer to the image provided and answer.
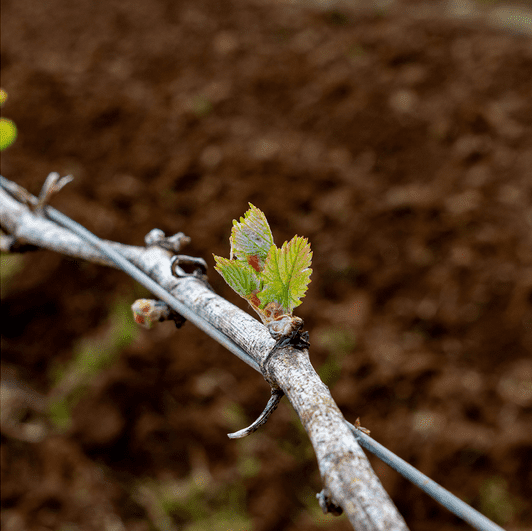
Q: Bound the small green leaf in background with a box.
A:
[0,89,18,151]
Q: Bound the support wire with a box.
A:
[0,175,259,373]
[0,175,506,531]
[349,423,505,531]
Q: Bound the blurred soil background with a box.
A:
[1,0,532,529]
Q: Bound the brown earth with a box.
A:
[1,0,532,530]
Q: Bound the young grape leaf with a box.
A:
[258,235,312,314]
[214,205,312,325]
[230,203,275,271]
[214,256,261,304]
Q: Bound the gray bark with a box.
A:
[0,181,409,531]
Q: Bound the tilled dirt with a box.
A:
[1,0,531,530]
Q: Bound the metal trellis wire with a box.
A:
[0,175,506,531]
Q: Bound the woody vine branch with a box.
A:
[0,174,409,531]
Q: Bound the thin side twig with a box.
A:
[1,175,508,531]
[0,175,408,531]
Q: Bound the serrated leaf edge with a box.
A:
[229,203,275,268]
[213,256,261,298]
[257,235,312,314]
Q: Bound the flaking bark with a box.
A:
[0,182,409,531]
